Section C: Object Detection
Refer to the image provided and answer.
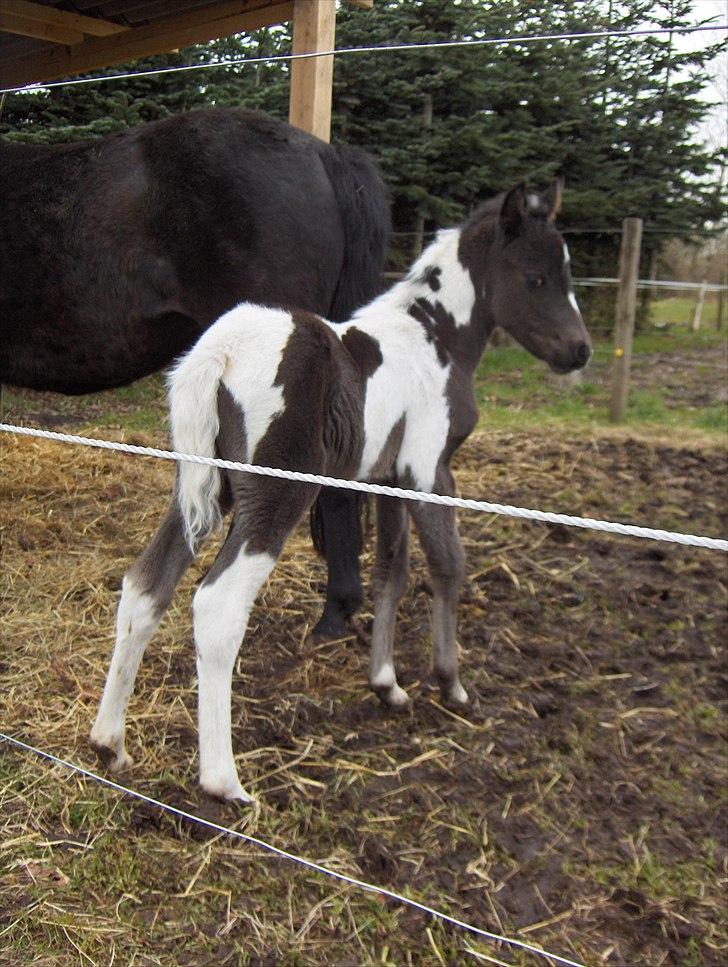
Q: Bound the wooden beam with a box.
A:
[348,0,374,8]
[0,12,85,46]
[289,0,336,142]
[3,1,128,38]
[0,1,294,90]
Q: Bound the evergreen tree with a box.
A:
[1,0,724,313]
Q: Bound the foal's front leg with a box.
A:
[409,469,468,706]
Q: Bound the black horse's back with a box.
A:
[0,107,389,394]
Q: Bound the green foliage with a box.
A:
[1,0,724,281]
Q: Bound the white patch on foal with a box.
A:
[360,228,476,330]
[338,226,473,491]
[220,307,293,457]
[562,243,583,318]
[568,291,581,316]
[337,314,451,493]
[193,543,275,802]
[412,228,476,328]
[369,661,409,707]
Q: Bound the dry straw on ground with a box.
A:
[1,428,726,965]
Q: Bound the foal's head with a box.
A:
[460,180,591,374]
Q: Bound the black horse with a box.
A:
[0,107,390,638]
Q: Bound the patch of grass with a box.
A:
[649,295,722,330]
[634,328,725,354]
[474,328,727,443]
[590,852,715,903]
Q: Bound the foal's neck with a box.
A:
[353,227,493,371]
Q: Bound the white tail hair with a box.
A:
[168,337,229,549]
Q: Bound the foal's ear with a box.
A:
[500,184,526,241]
[541,177,564,221]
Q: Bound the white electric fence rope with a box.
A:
[0,732,586,967]
[3,22,725,94]
[2,424,726,552]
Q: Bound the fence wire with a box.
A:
[3,22,725,94]
[0,731,586,967]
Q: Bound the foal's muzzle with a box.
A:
[549,340,592,374]
[571,341,592,370]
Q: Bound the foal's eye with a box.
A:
[527,274,545,289]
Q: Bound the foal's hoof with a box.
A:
[375,682,411,710]
[440,680,469,708]
[90,738,133,774]
[200,776,257,805]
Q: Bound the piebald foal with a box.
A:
[91,182,591,802]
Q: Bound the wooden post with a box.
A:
[717,271,726,332]
[412,93,433,259]
[609,217,643,423]
[289,0,336,142]
[690,279,708,332]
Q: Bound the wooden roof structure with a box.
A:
[0,0,374,141]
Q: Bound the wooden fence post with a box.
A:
[289,0,336,142]
[718,271,727,332]
[609,217,643,423]
[690,279,708,332]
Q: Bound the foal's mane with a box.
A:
[457,192,506,254]
[463,192,505,230]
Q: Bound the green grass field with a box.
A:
[648,293,723,329]
[3,297,726,445]
[475,301,727,441]
[476,344,727,437]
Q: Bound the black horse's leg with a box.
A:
[311,487,364,640]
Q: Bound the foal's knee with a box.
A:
[191,582,239,670]
[430,537,465,594]
[116,574,161,644]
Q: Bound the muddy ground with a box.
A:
[1,420,726,966]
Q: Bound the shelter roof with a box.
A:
[0,0,370,90]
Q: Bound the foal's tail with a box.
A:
[168,336,228,549]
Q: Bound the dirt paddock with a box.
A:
[1,427,726,965]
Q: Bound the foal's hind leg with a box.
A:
[409,471,468,706]
[193,479,320,802]
[369,496,411,708]
[90,499,195,770]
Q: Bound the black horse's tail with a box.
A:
[310,143,389,558]
[319,142,390,324]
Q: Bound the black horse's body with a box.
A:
[0,108,388,393]
[0,107,390,635]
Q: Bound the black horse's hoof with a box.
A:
[310,612,350,643]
